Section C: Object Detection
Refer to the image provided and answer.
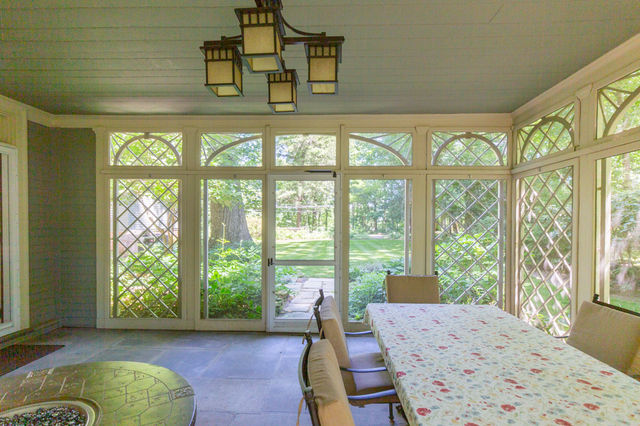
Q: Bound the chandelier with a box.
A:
[200,0,344,113]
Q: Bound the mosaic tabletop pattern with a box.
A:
[0,361,196,426]
[364,304,640,426]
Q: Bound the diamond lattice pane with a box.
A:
[432,132,507,166]
[201,133,262,167]
[110,133,182,166]
[517,167,573,336]
[597,69,640,138]
[349,133,412,166]
[111,179,180,318]
[517,104,574,164]
[434,179,505,306]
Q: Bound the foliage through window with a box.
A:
[275,134,336,166]
[111,179,180,318]
[517,104,574,164]
[110,133,182,166]
[201,133,262,167]
[597,69,640,138]
[432,132,507,166]
[201,179,263,319]
[517,167,573,336]
[349,132,412,166]
[434,179,505,307]
[595,151,640,314]
[348,179,407,320]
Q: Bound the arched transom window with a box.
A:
[349,132,412,166]
[110,133,182,166]
[201,133,262,167]
[597,68,640,138]
[517,104,574,164]
[432,131,507,166]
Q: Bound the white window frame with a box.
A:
[0,142,22,337]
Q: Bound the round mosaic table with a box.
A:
[0,361,196,426]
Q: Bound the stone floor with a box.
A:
[277,278,335,320]
[2,328,407,426]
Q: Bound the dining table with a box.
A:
[364,303,640,426]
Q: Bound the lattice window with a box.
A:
[110,133,182,166]
[349,132,412,166]
[111,179,180,319]
[432,132,507,166]
[201,133,262,167]
[517,104,574,164]
[597,69,640,138]
[434,179,505,306]
[517,167,573,336]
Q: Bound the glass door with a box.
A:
[267,174,340,332]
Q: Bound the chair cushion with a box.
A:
[385,275,440,304]
[349,351,385,369]
[320,296,351,368]
[308,339,356,426]
[320,296,356,394]
[350,371,399,406]
[627,343,640,379]
[567,301,640,374]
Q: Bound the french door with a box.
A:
[267,174,341,332]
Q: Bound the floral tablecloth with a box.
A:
[364,304,640,426]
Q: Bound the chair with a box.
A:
[385,274,440,304]
[566,294,640,377]
[314,295,399,418]
[298,332,397,426]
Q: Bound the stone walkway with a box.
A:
[277,278,335,319]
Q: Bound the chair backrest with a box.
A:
[385,274,440,304]
[298,333,356,426]
[319,295,356,393]
[312,289,325,332]
[567,299,640,375]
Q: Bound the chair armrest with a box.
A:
[347,389,397,401]
[340,366,387,373]
[345,331,373,335]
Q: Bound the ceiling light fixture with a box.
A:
[200,0,344,113]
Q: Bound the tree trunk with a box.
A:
[208,201,253,246]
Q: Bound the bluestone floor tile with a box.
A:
[1,327,404,426]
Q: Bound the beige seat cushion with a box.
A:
[385,275,440,304]
[308,339,356,426]
[567,301,640,374]
[320,296,355,392]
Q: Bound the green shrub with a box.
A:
[348,271,387,321]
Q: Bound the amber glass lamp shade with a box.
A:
[203,45,243,97]
[305,43,340,95]
[235,7,284,73]
[268,69,299,113]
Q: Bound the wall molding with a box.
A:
[512,33,640,126]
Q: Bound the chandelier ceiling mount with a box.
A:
[200,0,345,113]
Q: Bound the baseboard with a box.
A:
[0,319,60,349]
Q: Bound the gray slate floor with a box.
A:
[3,328,408,426]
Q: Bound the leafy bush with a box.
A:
[348,271,387,321]
[347,257,404,321]
[114,243,179,318]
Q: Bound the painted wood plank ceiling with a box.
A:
[1,0,639,115]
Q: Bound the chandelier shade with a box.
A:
[235,7,285,73]
[201,0,344,113]
[268,69,299,113]
[306,43,341,95]
[203,44,244,97]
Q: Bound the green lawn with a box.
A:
[610,296,640,313]
[275,238,404,277]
